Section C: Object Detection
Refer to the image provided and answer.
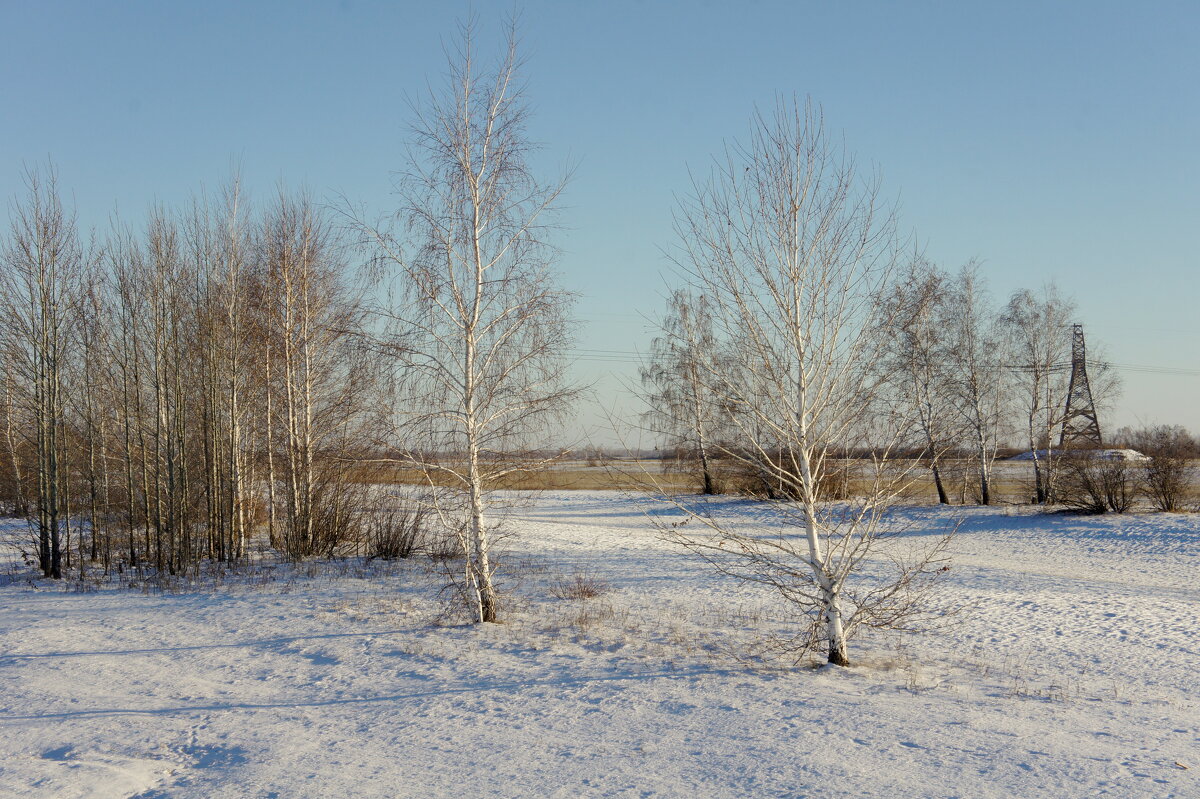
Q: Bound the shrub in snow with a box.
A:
[1058,455,1135,514]
[366,506,429,560]
[550,573,609,600]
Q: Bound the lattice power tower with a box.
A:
[1059,323,1103,449]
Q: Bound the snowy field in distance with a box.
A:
[0,491,1197,798]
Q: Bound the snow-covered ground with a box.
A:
[1008,448,1150,461]
[0,492,1196,798]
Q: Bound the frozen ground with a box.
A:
[0,492,1196,798]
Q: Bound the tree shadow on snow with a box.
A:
[0,665,739,724]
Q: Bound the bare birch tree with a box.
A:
[939,264,1010,505]
[0,165,84,578]
[641,290,723,494]
[356,20,577,623]
[878,255,961,504]
[1000,285,1076,503]
[663,99,950,666]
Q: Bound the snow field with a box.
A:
[0,492,1196,798]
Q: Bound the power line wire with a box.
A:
[565,349,1200,377]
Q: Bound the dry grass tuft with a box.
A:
[550,572,610,600]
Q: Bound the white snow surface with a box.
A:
[1010,448,1150,461]
[0,492,1197,798]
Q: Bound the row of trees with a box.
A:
[0,22,577,630]
[0,173,368,578]
[883,261,1122,505]
[644,254,1121,507]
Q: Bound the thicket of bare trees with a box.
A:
[0,168,368,578]
[258,189,369,558]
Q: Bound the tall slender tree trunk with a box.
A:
[931,460,950,505]
[795,335,849,666]
[689,364,715,495]
[4,376,28,518]
[120,358,137,567]
[976,425,991,506]
[264,338,278,549]
[466,203,498,624]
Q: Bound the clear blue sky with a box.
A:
[2,0,1197,443]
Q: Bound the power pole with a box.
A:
[1059,324,1103,449]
